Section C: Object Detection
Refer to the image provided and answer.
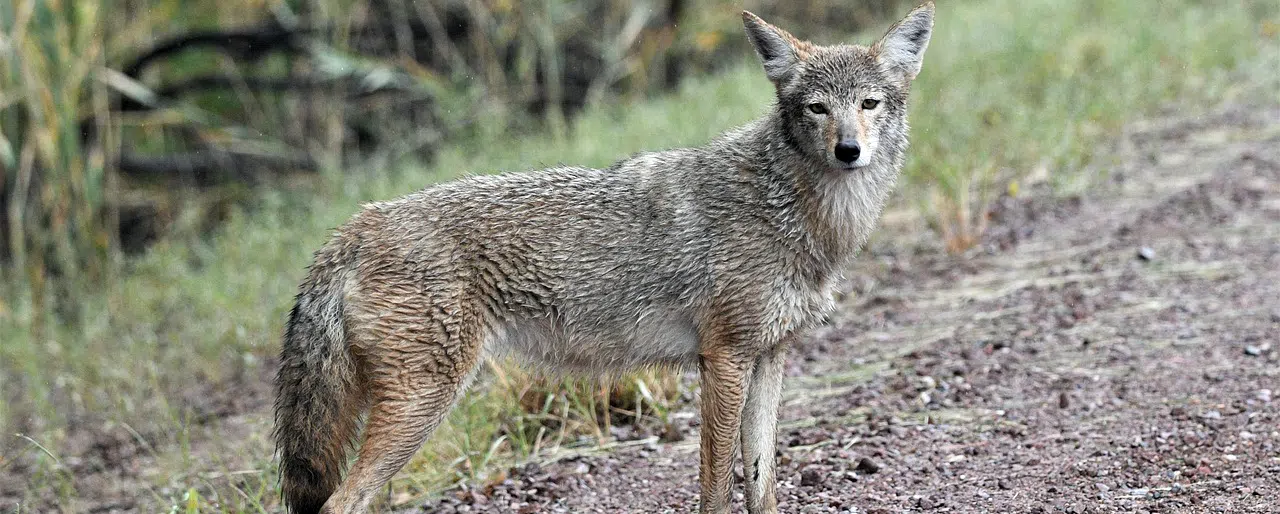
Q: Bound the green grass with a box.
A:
[907,0,1280,250]
[3,0,1278,511]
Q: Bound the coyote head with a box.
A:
[743,3,934,172]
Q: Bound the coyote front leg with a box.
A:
[698,347,753,514]
[741,343,787,514]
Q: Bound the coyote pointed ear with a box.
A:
[743,11,802,85]
[874,2,934,82]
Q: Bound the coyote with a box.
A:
[274,4,933,513]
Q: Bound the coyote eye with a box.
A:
[806,102,828,115]
[861,98,880,110]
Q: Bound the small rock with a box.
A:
[661,420,686,442]
[855,456,881,474]
[1137,246,1156,261]
[1257,389,1272,402]
[997,479,1012,490]
[1059,391,1070,409]
[1244,343,1271,357]
[1096,482,1110,492]
[800,467,823,487]
[1202,410,1222,420]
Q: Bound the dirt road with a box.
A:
[422,106,1280,513]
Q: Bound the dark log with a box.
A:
[116,74,416,112]
[122,24,308,78]
[116,149,317,186]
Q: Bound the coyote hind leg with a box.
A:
[321,313,484,514]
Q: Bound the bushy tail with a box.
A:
[273,241,362,514]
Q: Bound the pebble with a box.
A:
[1244,343,1271,356]
[800,467,823,487]
[1258,389,1272,402]
[1138,246,1156,261]
[855,456,881,474]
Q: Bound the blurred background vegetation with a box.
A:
[0,0,905,309]
[2,0,1278,511]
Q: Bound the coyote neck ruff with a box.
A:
[728,112,906,269]
[273,3,933,514]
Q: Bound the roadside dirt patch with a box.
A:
[0,359,276,512]
[419,105,1280,513]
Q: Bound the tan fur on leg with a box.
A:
[698,349,752,514]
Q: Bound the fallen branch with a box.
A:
[122,25,307,78]
[116,149,316,186]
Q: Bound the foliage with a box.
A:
[906,0,1280,252]
[1,0,112,306]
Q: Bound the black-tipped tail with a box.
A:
[273,242,360,513]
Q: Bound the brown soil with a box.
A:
[419,105,1280,513]
[5,105,1277,513]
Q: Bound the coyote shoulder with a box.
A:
[274,4,934,513]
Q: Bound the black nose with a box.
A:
[834,140,861,164]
